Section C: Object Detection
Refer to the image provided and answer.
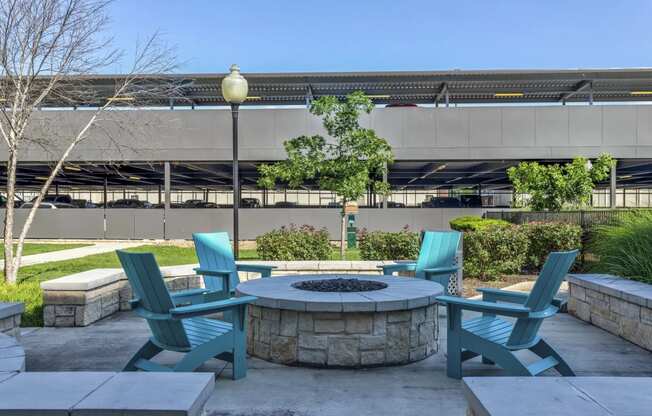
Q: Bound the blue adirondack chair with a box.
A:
[117,250,256,379]
[193,232,275,296]
[380,230,461,295]
[436,250,578,379]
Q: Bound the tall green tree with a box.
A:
[507,153,614,211]
[258,92,394,257]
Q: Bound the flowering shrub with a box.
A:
[358,227,419,260]
[256,224,331,260]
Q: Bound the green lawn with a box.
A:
[0,243,92,259]
[10,245,361,284]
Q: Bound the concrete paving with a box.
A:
[20,311,652,416]
[0,242,143,268]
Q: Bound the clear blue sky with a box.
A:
[107,0,652,73]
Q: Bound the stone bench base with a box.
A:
[0,302,24,339]
[0,372,214,415]
[463,377,652,415]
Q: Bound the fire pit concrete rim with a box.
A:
[235,274,444,313]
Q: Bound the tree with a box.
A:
[1,0,178,283]
[258,92,394,258]
[507,153,614,211]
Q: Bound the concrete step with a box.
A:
[0,372,214,416]
[463,377,652,416]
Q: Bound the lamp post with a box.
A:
[222,64,248,259]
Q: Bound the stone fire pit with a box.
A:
[236,274,443,368]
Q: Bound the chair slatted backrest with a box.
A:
[193,232,239,292]
[415,231,461,279]
[506,250,578,348]
[116,250,190,349]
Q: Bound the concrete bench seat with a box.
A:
[463,377,652,416]
[0,372,214,415]
[0,332,25,372]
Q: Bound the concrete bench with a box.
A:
[0,332,25,372]
[463,377,652,416]
[0,371,214,415]
[0,302,24,338]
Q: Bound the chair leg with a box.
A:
[481,356,494,365]
[232,347,247,380]
[446,305,463,379]
[123,340,162,371]
[485,348,532,376]
[530,339,575,376]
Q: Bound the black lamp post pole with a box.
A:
[231,103,240,259]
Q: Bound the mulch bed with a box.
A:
[461,274,537,298]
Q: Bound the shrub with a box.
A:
[0,281,43,326]
[358,227,419,260]
[521,222,582,270]
[450,215,511,232]
[589,211,652,284]
[256,224,332,260]
[463,225,529,280]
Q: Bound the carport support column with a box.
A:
[610,161,617,209]
[382,161,388,209]
[164,162,171,210]
[164,162,171,239]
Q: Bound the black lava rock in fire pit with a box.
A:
[292,278,388,292]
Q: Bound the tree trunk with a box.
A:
[340,202,346,260]
[3,149,18,283]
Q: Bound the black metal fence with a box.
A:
[484,209,652,229]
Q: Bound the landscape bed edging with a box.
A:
[567,274,652,351]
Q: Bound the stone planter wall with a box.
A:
[248,304,438,368]
[568,274,652,351]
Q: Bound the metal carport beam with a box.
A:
[559,80,592,103]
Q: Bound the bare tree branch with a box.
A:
[0,0,178,283]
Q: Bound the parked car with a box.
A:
[460,194,482,208]
[421,196,461,208]
[32,194,74,205]
[20,202,76,209]
[0,194,24,208]
[274,201,297,208]
[182,199,218,208]
[107,199,152,208]
[241,198,261,208]
[72,199,97,208]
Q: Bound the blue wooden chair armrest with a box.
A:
[236,263,276,277]
[379,262,417,275]
[170,295,258,319]
[436,295,531,318]
[476,287,529,304]
[170,288,213,306]
[423,265,459,276]
[194,267,232,277]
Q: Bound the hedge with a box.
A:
[358,227,419,260]
[449,215,511,232]
[256,224,332,260]
[463,225,530,280]
[521,222,582,270]
[453,217,582,280]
